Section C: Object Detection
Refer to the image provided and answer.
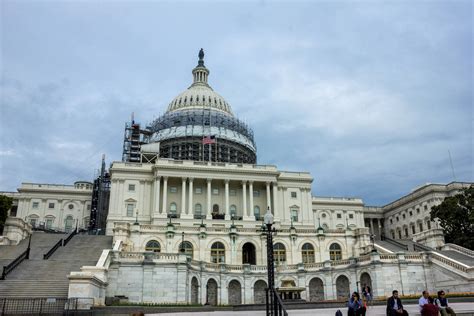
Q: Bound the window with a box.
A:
[417,208,420,214]
[322,213,327,218]
[396,216,399,222]
[170,186,177,193]
[253,190,260,197]
[211,242,225,263]
[195,187,202,194]
[128,184,135,191]
[194,204,202,218]
[349,214,354,219]
[230,205,237,218]
[291,209,298,222]
[404,228,408,237]
[273,243,286,264]
[68,204,74,210]
[419,223,423,232]
[427,221,431,230]
[390,219,393,224]
[329,243,342,261]
[398,230,402,239]
[169,203,177,217]
[145,240,161,252]
[302,243,315,264]
[402,214,406,219]
[48,203,55,209]
[411,226,416,234]
[179,241,193,258]
[391,232,395,239]
[291,192,297,198]
[409,211,413,216]
[254,206,261,219]
[337,213,342,219]
[32,202,39,209]
[424,205,427,210]
[229,189,236,196]
[86,204,91,210]
[212,188,219,195]
[126,204,134,217]
[29,218,37,227]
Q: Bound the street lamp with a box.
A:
[264,206,275,316]
[134,211,139,225]
[180,232,185,253]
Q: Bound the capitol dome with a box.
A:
[148,49,257,164]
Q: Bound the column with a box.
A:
[181,177,191,219]
[242,181,249,221]
[188,178,194,218]
[272,182,279,222]
[369,219,374,235]
[153,176,163,219]
[266,182,272,210]
[162,177,168,216]
[206,179,212,219]
[249,181,254,219]
[224,179,230,220]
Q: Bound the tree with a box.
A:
[430,185,474,250]
[0,194,13,235]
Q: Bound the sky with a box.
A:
[0,0,472,206]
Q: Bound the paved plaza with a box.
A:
[148,302,474,316]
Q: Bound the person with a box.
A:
[348,292,366,316]
[420,291,438,316]
[386,290,409,316]
[364,285,372,306]
[435,290,456,316]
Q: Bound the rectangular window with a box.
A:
[419,223,423,232]
[212,188,219,195]
[291,192,297,198]
[424,205,428,210]
[30,219,37,227]
[229,189,236,196]
[349,214,354,219]
[411,226,416,234]
[417,208,420,214]
[46,219,53,229]
[48,203,55,209]
[126,204,134,217]
[396,216,399,222]
[291,209,298,222]
[337,213,342,219]
[32,202,39,209]
[253,190,260,197]
[405,228,409,237]
[195,187,202,194]
[427,221,431,230]
[390,219,393,224]
[87,204,91,210]
[128,184,135,191]
[409,211,413,216]
[169,186,177,193]
[402,214,406,219]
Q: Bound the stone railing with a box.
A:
[1,217,32,245]
[443,243,474,257]
[330,259,351,267]
[430,252,472,273]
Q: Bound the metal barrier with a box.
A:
[0,297,94,315]
[265,287,288,316]
[43,238,64,260]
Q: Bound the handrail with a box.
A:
[1,247,30,280]
[444,243,474,257]
[384,237,409,251]
[43,238,63,260]
[63,229,77,246]
[266,287,288,316]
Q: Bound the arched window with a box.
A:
[329,243,342,261]
[179,241,193,258]
[194,203,203,219]
[211,242,225,263]
[230,205,237,218]
[145,240,161,252]
[254,206,261,220]
[273,243,286,264]
[302,243,315,263]
[169,202,177,218]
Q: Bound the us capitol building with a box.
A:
[1,50,472,306]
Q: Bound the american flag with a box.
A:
[202,135,216,145]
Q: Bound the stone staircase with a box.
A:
[0,233,112,298]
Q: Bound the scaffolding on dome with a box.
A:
[122,113,152,163]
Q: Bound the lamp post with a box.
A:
[264,207,275,316]
[180,231,185,253]
[134,211,139,225]
[370,234,376,252]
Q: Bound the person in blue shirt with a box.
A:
[348,292,366,316]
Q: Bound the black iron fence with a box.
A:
[43,238,64,260]
[0,297,94,315]
[63,229,77,247]
[1,247,30,280]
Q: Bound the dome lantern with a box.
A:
[191,48,210,87]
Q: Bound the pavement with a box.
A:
[147,302,474,316]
